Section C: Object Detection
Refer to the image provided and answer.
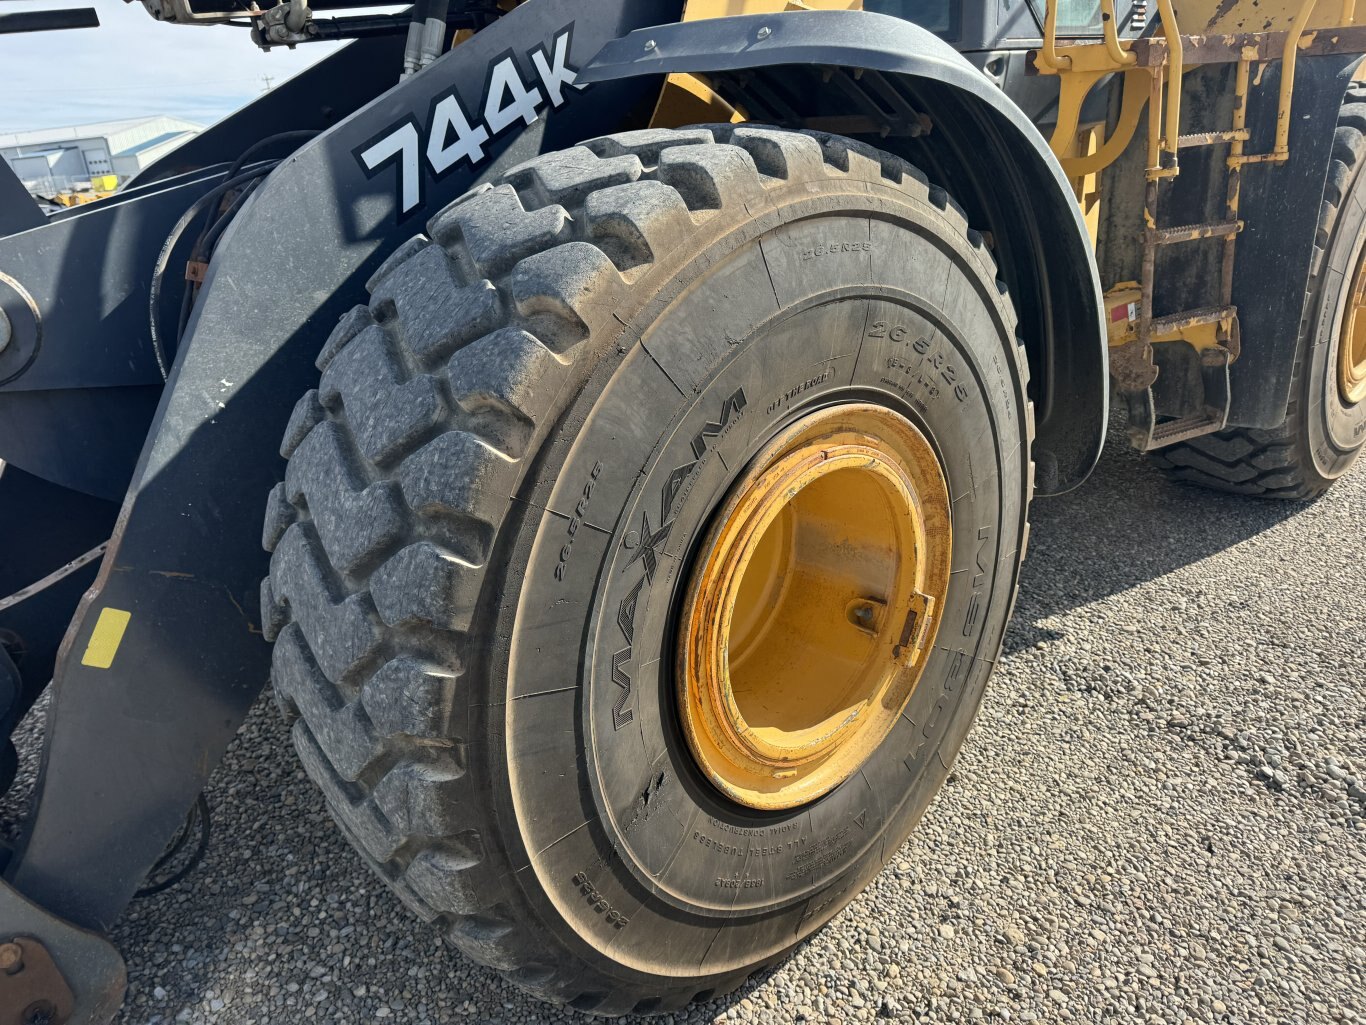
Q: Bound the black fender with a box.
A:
[1229,54,1365,428]
[579,9,1108,496]
[5,0,684,933]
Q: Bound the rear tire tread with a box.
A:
[1152,82,1366,499]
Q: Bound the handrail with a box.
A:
[1155,0,1183,164]
[1276,0,1323,160]
[1041,0,1072,70]
[1101,0,1137,66]
[1059,71,1150,177]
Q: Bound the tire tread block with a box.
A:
[369,244,505,368]
[320,323,448,467]
[444,326,564,460]
[361,655,463,745]
[285,421,408,575]
[429,183,571,279]
[273,623,379,782]
[504,146,644,207]
[269,524,383,683]
[396,431,509,565]
[370,540,482,633]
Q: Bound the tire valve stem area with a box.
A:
[677,403,953,811]
[846,598,883,634]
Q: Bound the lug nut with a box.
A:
[0,941,23,974]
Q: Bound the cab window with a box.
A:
[1025,0,1105,35]
[864,0,959,41]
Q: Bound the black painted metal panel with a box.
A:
[0,170,224,396]
[0,7,99,34]
[0,169,227,498]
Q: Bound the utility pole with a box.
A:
[262,74,275,93]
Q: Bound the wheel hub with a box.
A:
[677,404,953,811]
[1340,243,1366,405]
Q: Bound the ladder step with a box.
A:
[1151,220,1242,245]
[1145,412,1226,449]
[1148,305,1237,336]
[1176,130,1250,148]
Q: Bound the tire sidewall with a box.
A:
[479,181,1029,989]
[1306,154,1366,473]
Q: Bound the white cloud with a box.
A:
[0,0,346,130]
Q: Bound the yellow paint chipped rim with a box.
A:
[677,404,952,811]
[1341,241,1366,406]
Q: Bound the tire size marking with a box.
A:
[569,872,630,929]
[357,24,582,218]
[692,831,798,857]
[555,460,602,581]
[608,389,747,731]
[990,352,1016,418]
[800,239,873,262]
[871,321,972,406]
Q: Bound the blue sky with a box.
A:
[1,0,344,131]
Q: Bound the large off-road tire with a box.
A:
[1152,83,1366,498]
[261,125,1031,1014]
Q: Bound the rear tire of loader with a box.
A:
[1151,82,1366,498]
[261,126,1032,1015]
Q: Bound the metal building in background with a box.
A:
[0,116,200,196]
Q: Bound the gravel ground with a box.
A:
[4,420,1365,1025]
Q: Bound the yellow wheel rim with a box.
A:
[1341,243,1366,405]
[677,404,953,811]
